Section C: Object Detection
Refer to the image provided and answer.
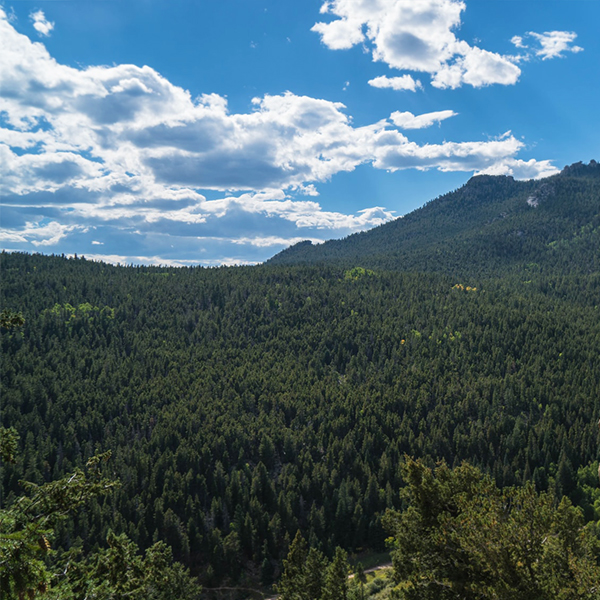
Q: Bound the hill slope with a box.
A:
[3,251,600,588]
[268,161,600,277]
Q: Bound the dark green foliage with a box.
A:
[58,531,201,600]
[0,427,19,464]
[0,437,201,600]
[321,547,349,600]
[2,240,600,585]
[305,547,328,599]
[0,309,25,330]
[276,531,309,600]
[383,458,600,600]
[348,563,367,600]
[269,162,600,278]
[277,531,347,600]
[0,448,116,599]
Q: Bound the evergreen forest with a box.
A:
[1,161,600,598]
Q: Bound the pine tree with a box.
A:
[304,547,327,600]
[276,530,308,600]
[321,547,348,600]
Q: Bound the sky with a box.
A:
[0,0,598,267]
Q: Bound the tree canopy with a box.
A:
[2,249,600,588]
[384,458,600,600]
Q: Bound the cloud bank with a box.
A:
[0,8,557,264]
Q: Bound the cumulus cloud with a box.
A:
[0,8,558,264]
[312,0,521,89]
[0,145,104,195]
[30,10,54,37]
[390,109,457,129]
[368,74,422,91]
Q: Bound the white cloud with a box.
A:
[477,158,559,180]
[194,192,395,231]
[231,236,322,248]
[30,10,54,37]
[312,0,521,89]
[511,31,583,61]
[390,109,457,129]
[80,254,217,267]
[431,43,522,89]
[368,74,422,91]
[511,35,527,49]
[0,6,552,197]
[528,31,583,60]
[5,6,17,23]
[311,12,365,50]
[371,132,536,174]
[0,220,86,246]
[0,7,558,263]
[0,144,105,195]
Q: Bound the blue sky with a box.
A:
[1,0,597,266]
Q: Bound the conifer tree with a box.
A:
[304,547,327,600]
[0,449,117,599]
[321,547,349,600]
[276,530,308,600]
[383,457,600,600]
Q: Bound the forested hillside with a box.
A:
[2,250,600,593]
[269,160,600,277]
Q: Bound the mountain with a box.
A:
[268,160,600,277]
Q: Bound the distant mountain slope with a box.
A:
[268,160,600,277]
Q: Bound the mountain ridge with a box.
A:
[267,160,600,277]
